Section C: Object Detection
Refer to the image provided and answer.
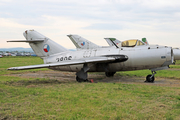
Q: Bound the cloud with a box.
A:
[84,23,123,30]
[1,0,180,48]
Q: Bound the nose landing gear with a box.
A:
[145,71,156,83]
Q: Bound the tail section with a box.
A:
[104,38,121,47]
[173,48,180,60]
[67,34,100,49]
[23,30,67,57]
[142,38,149,45]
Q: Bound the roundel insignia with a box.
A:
[81,42,85,46]
[43,44,50,53]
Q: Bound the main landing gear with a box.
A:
[145,71,156,83]
[76,70,89,82]
[76,64,90,82]
[76,76,88,82]
[105,72,116,77]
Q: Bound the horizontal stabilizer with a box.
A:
[7,40,44,43]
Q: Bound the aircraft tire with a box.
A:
[76,76,88,82]
[76,76,82,82]
[146,74,155,83]
[105,72,116,77]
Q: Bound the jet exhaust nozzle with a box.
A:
[173,48,180,60]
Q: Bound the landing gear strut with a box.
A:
[105,72,116,77]
[145,71,156,83]
[76,64,90,82]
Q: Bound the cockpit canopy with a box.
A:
[120,39,145,47]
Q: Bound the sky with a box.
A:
[0,0,180,49]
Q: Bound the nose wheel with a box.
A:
[145,71,156,83]
[146,75,155,82]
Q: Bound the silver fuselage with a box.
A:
[43,45,173,72]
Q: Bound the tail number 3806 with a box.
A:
[56,56,72,62]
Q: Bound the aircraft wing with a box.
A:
[8,55,128,70]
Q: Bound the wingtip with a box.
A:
[7,41,12,43]
[7,67,17,70]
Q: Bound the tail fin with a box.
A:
[67,34,100,49]
[104,38,121,47]
[142,38,149,45]
[23,30,67,57]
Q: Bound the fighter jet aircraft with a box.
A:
[7,30,180,83]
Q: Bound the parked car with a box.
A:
[0,55,3,58]
[16,53,22,56]
[25,53,30,56]
[3,53,11,56]
[11,54,16,56]
[31,54,37,57]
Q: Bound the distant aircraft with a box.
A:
[7,30,180,83]
[67,34,121,49]
[67,35,149,49]
[67,34,100,49]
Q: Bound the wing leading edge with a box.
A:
[8,55,128,70]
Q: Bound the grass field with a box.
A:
[0,57,180,119]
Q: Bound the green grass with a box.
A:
[174,60,180,65]
[0,56,43,68]
[118,69,180,79]
[169,60,180,68]
[1,57,180,119]
[0,78,180,119]
[0,56,48,75]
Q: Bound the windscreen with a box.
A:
[121,40,145,47]
[121,40,137,47]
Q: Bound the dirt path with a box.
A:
[5,70,180,87]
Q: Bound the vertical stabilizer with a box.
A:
[23,30,67,57]
[104,38,121,47]
[67,34,100,49]
[142,38,149,45]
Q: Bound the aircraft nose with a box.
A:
[173,48,180,60]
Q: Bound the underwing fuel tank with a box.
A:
[173,48,180,60]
